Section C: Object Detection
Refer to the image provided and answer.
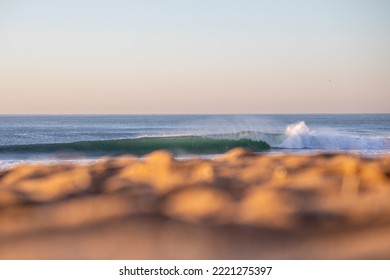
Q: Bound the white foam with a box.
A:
[285,121,310,136]
[277,121,390,151]
[0,158,100,171]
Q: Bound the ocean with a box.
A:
[0,114,389,169]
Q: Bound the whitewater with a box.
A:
[275,121,390,151]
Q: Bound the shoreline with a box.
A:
[0,149,390,259]
[1,147,388,171]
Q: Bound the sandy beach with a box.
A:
[0,149,389,259]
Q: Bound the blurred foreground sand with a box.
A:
[0,149,390,259]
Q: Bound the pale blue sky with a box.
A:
[0,0,389,113]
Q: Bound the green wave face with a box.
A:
[0,136,270,156]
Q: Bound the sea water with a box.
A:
[0,114,389,169]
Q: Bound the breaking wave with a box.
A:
[0,136,270,156]
[276,121,389,151]
[0,121,388,158]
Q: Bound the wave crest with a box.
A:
[278,121,389,151]
[285,121,310,136]
[0,136,270,156]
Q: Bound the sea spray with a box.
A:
[277,121,389,150]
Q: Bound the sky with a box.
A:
[0,0,389,114]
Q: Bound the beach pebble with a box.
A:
[238,188,295,228]
[163,187,232,223]
[3,167,91,202]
